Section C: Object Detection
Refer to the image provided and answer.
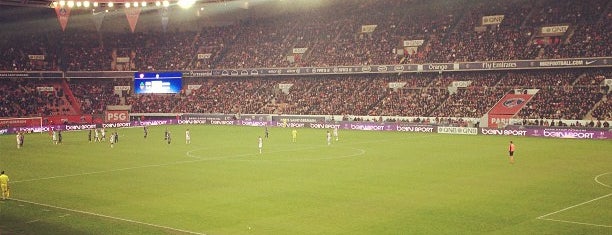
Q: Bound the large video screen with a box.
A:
[134,72,182,94]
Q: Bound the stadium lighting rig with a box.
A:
[48,0,235,9]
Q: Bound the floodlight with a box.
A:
[177,0,196,9]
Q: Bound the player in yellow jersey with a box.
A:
[0,171,9,200]
[292,129,297,143]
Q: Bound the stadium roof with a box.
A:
[0,0,52,8]
[0,0,238,8]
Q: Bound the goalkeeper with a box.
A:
[0,171,8,200]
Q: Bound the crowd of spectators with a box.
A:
[192,25,240,69]
[518,86,603,120]
[375,88,449,117]
[267,77,321,114]
[69,78,130,115]
[0,78,73,117]
[173,78,277,114]
[524,0,607,27]
[496,70,580,87]
[591,93,612,120]
[215,17,296,69]
[0,0,610,124]
[1,69,609,123]
[127,94,184,113]
[0,0,610,71]
[304,75,387,116]
[433,87,508,118]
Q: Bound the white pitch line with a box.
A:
[535,172,612,228]
[537,193,612,219]
[538,218,612,228]
[25,219,40,224]
[185,145,330,160]
[227,147,366,162]
[11,160,202,184]
[13,134,424,184]
[11,198,206,235]
[595,172,612,188]
[14,146,332,184]
[187,145,366,162]
[16,140,377,183]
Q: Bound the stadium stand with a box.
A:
[0,0,609,70]
[0,78,75,117]
[0,0,610,124]
[69,78,131,115]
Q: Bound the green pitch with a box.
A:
[0,125,611,234]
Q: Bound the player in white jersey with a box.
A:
[94,129,100,142]
[101,128,106,141]
[185,129,191,144]
[327,131,332,146]
[258,136,263,154]
[109,133,115,148]
[52,130,58,144]
[16,132,22,149]
[333,127,339,141]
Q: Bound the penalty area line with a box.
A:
[537,193,612,219]
[536,193,612,228]
[538,218,612,228]
[10,198,207,235]
[11,160,202,184]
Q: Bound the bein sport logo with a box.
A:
[535,129,596,139]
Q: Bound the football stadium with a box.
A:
[0,0,611,234]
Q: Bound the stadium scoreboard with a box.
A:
[134,72,182,94]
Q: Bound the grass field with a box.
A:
[0,125,611,234]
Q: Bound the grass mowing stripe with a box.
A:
[14,134,409,184]
[537,193,612,219]
[10,198,208,235]
[536,173,612,228]
[13,144,360,184]
[2,125,610,234]
[538,218,612,228]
